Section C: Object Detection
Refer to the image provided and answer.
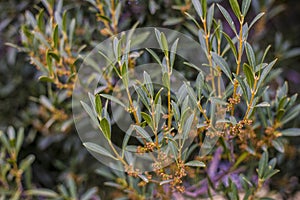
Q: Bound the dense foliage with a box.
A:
[1,0,300,199]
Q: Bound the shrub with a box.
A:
[2,0,299,199]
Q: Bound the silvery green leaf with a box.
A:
[81,187,98,200]
[80,101,98,125]
[255,102,270,107]
[69,19,76,48]
[138,174,149,183]
[84,142,117,160]
[210,97,228,105]
[211,52,232,82]
[115,3,121,23]
[162,72,170,89]
[146,48,162,67]
[134,126,153,142]
[131,31,151,47]
[163,18,184,26]
[217,4,237,35]
[0,131,10,150]
[159,179,173,185]
[258,150,268,178]
[185,160,206,167]
[272,139,284,153]
[16,128,24,153]
[257,59,277,89]
[192,0,203,19]
[249,12,265,29]
[100,94,126,108]
[182,113,195,140]
[143,71,153,97]
[281,128,300,137]
[281,105,300,125]
[264,169,280,180]
[25,189,59,198]
[171,101,180,121]
[245,42,256,68]
[20,155,35,171]
[134,85,151,111]
[184,82,198,106]
[242,0,251,16]
[222,32,237,61]
[170,38,179,70]
[184,62,201,71]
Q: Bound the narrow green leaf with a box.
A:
[80,101,98,125]
[201,0,207,18]
[113,37,120,59]
[258,151,268,178]
[62,11,67,32]
[20,155,35,171]
[217,4,237,34]
[163,17,184,26]
[255,102,270,107]
[171,101,180,121]
[52,24,59,49]
[281,128,300,137]
[162,72,170,89]
[26,189,59,198]
[46,50,53,74]
[122,126,134,157]
[0,131,10,150]
[249,12,265,29]
[182,114,195,140]
[242,0,251,16]
[134,85,150,111]
[154,88,164,105]
[170,38,179,70]
[245,42,256,68]
[39,76,54,83]
[272,139,284,153]
[243,63,255,88]
[223,32,237,60]
[16,128,24,153]
[192,0,203,19]
[143,71,154,97]
[37,9,45,31]
[95,94,102,117]
[81,187,98,200]
[146,48,162,67]
[160,32,169,56]
[141,112,153,129]
[257,59,277,89]
[100,94,126,108]
[184,82,198,106]
[229,0,241,19]
[69,19,76,48]
[207,4,214,33]
[281,104,300,125]
[211,52,232,81]
[264,169,280,180]
[100,118,111,140]
[121,62,129,88]
[83,142,116,160]
[185,160,206,167]
[134,126,153,142]
[160,179,174,185]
